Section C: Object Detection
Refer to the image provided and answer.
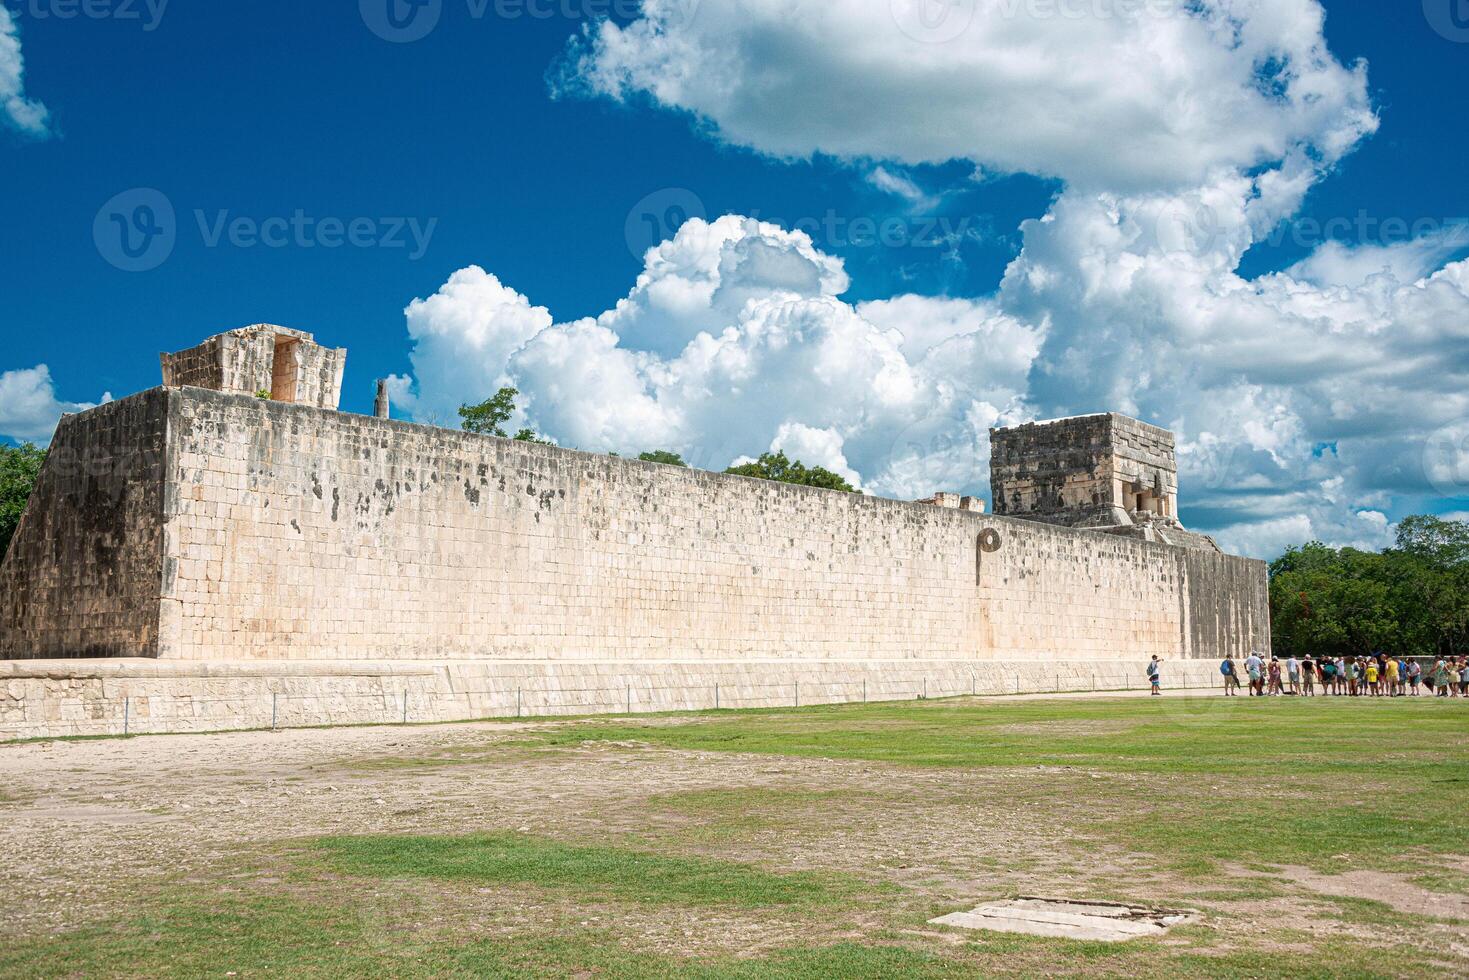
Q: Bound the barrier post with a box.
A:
[402,691,409,725]
[123,697,129,736]
[271,693,278,731]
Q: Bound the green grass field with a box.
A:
[3,695,1466,978]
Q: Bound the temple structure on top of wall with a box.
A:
[989,413,1224,553]
[0,327,1270,681]
[160,325,346,410]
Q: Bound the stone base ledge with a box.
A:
[1,658,1224,741]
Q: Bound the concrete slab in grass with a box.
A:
[931,896,1199,942]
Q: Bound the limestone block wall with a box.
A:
[160,326,346,410]
[1183,547,1272,662]
[0,388,1270,664]
[156,389,1267,663]
[991,414,1179,527]
[0,657,1233,741]
[0,391,169,659]
[159,337,226,391]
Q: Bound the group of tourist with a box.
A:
[1218,652,1469,697]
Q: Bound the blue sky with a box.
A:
[1,0,1466,558]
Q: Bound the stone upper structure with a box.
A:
[914,492,985,514]
[990,413,1220,552]
[0,329,1267,669]
[161,325,347,410]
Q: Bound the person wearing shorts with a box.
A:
[1245,652,1264,696]
[1408,659,1422,694]
[1148,655,1163,696]
[1221,656,1241,695]
[1301,656,1316,696]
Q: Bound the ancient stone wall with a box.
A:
[160,325,346,409]
[991,414,1180,528]
[0,657,1237,740]
[0,388,1270,665]
[157,390,1265,663]
[159,337,226,391]
[0,390,169,659]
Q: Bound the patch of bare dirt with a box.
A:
[0,718,1464,972]
[1281,866,1469,919]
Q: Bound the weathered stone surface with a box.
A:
[0,387,1269,666]
[0,390,169,659]
[160,324,346,410]
[0,382,1269,667]
[0,657,1231,740]
[990,412,1228,553]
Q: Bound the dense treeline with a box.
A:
[1,443,45,560]
[1270,516,1469,659]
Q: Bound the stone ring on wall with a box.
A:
[978,528,1002,554]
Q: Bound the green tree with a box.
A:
[637,450,687,467]
[458,388,554,445]
[0,443,46,560]
[513,428,554,446]
[458,387,519,437]
[1395,514,1469,567]
[1268,518,1469,658]
[724,451,856,493]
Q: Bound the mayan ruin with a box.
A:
[0,327,1269,739]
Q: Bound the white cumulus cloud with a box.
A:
[0,365,106,444]
[384,0,1465,559]
[392,218,1031,498]
[556,0,1375,193]
[0,7,52,138]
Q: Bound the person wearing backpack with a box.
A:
[1220,655,1240,695]
[1147,655,1163,696]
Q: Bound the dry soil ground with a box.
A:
[2,693,1467,978]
